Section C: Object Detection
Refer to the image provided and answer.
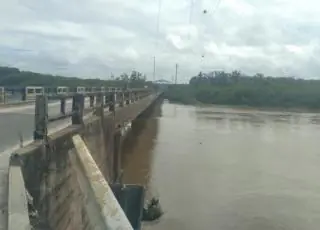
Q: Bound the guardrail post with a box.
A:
[0,87,4,104]
[105,92,110,106]
[89,95,95,108]
[109,92,115,112]
[95,93,104,118]
[129,91,133,103]
[120,91,124,107]
[33,95,48,140]
[22,89,26,101]
[60,98,66,115]
[72,94,84,125]
[126,91,130,105]
[96,93,102,106]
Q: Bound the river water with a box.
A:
[122,101,320,230]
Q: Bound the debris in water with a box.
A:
[142,197,163,221]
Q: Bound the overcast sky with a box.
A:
[1,0,320,82]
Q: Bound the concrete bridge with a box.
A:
[0,87,163,230]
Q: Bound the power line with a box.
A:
[153,0,163,81]
[212,0,223,15]
[156,0,163,45]
[188,0,195,39]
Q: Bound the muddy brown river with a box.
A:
[122,101,320,230]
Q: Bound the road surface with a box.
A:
[0,98,93,153]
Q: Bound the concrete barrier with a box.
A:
[8,155,30,230]
[71,134,133,230]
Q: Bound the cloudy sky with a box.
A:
[1,0,320,82]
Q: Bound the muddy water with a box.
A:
[122,102,320,230]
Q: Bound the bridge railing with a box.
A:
[0,86,150,105]
[33,88,152,140]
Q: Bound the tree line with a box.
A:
[0,66,149,88]
[165,71,320,109]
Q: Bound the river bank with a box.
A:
[169,101,320,114]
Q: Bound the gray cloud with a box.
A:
[1,0,320,82]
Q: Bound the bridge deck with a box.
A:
[0,91,159,230]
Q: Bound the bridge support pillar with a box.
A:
[72,94,84,125]
[60,98,66,115]
[33,95,48,140]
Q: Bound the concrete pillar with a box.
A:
[96,93,103,106]
[72,94,84,125]
[105,92,110,105]
[89,95,95,108]
[95,93,104,118]
[126,92,130,105]
[60,98,66,115]
[21,88,26,101]
[129,92,133,103]
[120,92,125,107]
[0,87,5,104]
[33,95,48,140]
[109,92,115,112]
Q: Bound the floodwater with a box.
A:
[122,101,320,230]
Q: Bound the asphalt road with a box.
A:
[0,98,91,153]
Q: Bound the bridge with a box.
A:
[0,85,163,230]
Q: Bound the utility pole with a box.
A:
[153,56,156,81]
[175,63,178,84]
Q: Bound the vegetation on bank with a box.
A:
[165,71,320,109]
[0,66,151,88]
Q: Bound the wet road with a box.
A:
[122,102,320,230]
[0,99,91,153]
